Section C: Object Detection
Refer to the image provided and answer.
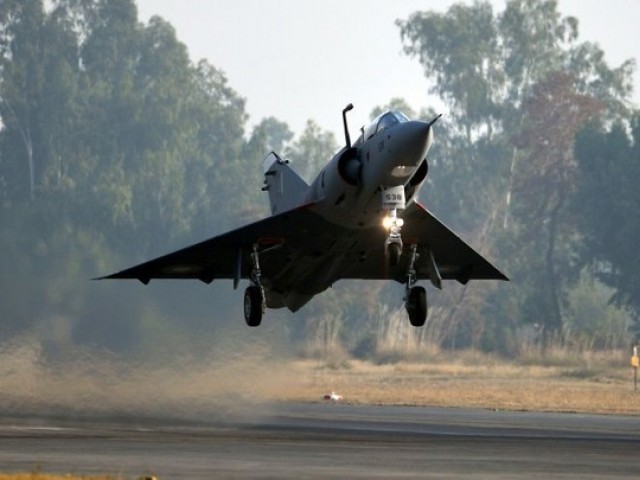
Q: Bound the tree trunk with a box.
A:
[2,99,35,201]
[543,190,565,346]
[503,145,518,229]
[26,128,34,201]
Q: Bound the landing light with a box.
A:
[382,216,404,230]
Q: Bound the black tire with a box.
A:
[406,286,427,327]
[244,286,263,327]
[387,242,402,267]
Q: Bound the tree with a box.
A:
[398,0,631,229]
[0,0,254,350]
[0,0,81,203]
[575,113,640,333]
[370,98,417,120]
[512,72,602,340]
[284,119,337,182]
[564,270,630,349]
[249,116,293,154]
[397,0,635,351]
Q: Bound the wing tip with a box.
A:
[93,272,150,284]
[488,264,509,282]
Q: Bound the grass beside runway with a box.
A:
[0,340,636,418]
[277,351,640,415]
[0,475,123,480]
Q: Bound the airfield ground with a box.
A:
[278,352,640,415]
[0,476,121,480]
[0,344,636,417]
[0,352,638,479]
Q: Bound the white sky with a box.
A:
[136,0,639,140]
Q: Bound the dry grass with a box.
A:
[274,352,640,415]
[0,475,123,480]
[0,337,636,417]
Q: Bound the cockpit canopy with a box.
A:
[356,110,411,146]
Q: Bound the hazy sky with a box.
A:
[136,0,639,139]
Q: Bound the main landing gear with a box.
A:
[406,286,427,327]
[404,244,428,327]
[244,244,265,327]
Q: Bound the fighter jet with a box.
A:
[100,104,507,327]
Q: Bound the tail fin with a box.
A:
[262,152,310,215]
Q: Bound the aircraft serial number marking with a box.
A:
[384,193,404,201]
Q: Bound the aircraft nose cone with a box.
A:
[393,120,433,166]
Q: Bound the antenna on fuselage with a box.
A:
[342,103,354,148]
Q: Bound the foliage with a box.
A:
[396,0,636,352]
[370,98,417,120]
[283,119,337,182]
[574,114,640,335]
[0,0,637,359]
[511,72,602,340]
[564,270,630,349]
[0,0,261,349]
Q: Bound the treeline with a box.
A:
[0,0,638,358]
[395,0,639,354]
[0,0,273,350]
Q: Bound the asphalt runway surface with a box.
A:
[0,403,638,479]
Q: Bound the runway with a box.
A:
[0,403,638,478]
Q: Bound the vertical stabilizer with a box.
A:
[262,152,310,215]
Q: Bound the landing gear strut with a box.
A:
[404,244,428,327]
[244,244,265,327]
[382,186,406,267]
[386,241,402,266]
[383,208,404,266]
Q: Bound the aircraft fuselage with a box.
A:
[308,116,433,230]
[260,110,436,311]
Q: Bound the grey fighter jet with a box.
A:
[101,104,507,327]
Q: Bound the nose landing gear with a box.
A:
[382,186,406,267]
[384,208,404,266]
[386,241,402,267]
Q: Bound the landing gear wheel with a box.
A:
[406,286,427,327]
[244,286,263,327]
[387,242,402,267]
